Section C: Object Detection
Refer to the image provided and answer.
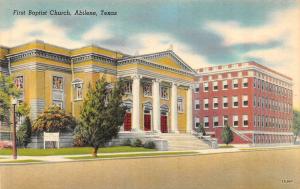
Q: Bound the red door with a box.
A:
[160,115,168,133]
[124,112,131,131]
[144,114,151,131]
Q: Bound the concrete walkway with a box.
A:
[0,145,299,163]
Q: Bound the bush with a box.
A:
[122,139,132,146]
[144,141,156,149]
[132,138,143,147]
[196,123,206,136]
[16,116,32,148]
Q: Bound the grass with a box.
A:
[0,159,43,163]
[0,146,155,156]
[219,145,234,148]
[67,151,198,160]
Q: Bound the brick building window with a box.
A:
[194,100,200,110]
[232,96,238,108]
[213,97,218,109]
[213,81,218,91]
[203,82,209,92]
[242,95,248,107]
[222,80,228,90]
[233,79,239,89]
[243,115,248,127]
[243,78,248,88]
[233,115,239,127]
[194,86,199,93]
[223,115,228,126]
[204,99,209,110]
[213,116,219,127]
[223,97,228,108]
[204,116,209,128]
[195,117,200,128]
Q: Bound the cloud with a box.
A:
[130,33,211,68]
[0,18,83,48]
[81,22,113,42]
[206,7,300,110]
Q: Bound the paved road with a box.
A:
[0,147,299,189]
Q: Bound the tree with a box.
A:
[75,77,127,157]
[292,110,300,143]
[17,116,32,148]
[0,73,20,125]
[196,123,206,136]
[222,124,234,145]
[32,106,76,133]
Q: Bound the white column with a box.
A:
[152,79,161,133]
[171,82,179,133]
[132,75,141,132]
[186,86,193,133]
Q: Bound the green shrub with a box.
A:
[16,116,32,148]
[144,141,156,149]
[132,138,143,147]
[122,139,132,146]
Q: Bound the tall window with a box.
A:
[203,99,209,110]
[52,76,64,109]
[222,80,228,90]
[194,85,200,93]
[233,79,239,89]
[213,81,218,91]
[143,82,152,97]
[160,86,169,100]
[232,96,238,108]
[195,117,200,128]
[177,97,184,112]
[124,81,132,94]
[233,115,239,127]
[223,115,228,126]
[195,100,200,110]
[243,78,248,88]
[203,82,209,92]
[243,115,248,127]
[242,95,248,107]
[14,76,24,101]
[73,80,83,101]
[213,116,219,127]
[204,116,209,128]
[213,97,218,109]
[223,97,228,108]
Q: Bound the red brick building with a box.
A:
[193,62,293,145]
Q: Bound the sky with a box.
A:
[0,0,299,109]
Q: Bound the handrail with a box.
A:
[230,127,252,142]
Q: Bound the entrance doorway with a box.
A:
[124,112,131,131]
[160,112,168,133]
[144,110,151,131]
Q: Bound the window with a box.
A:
[194,86,199,93]
[233,79,238,89]
[204,116,209,128]
[233,115,239,127]
[15,76,24,89]
[232,96,238,108]
[242,95,248,107]
[213,81,218,91]
[160,86,169,100]
[74,83,83,100]
[204,99,209,110]
[195,100,200,110]
[243,78,248,88]
[222,80,228,90]
[177,97,184,112]
[213,116,219,127]
[124,81,132,94]
[253,96,257,107]
[203,82,209,92]
[52,76,64,109]
[243,115,248,127]
[143,82,152,97]
[223,115,228,126]
[254,78,257,88]
[223,97,228,108]
[195,117,200,128]
[213,97,218,109]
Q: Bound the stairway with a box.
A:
[230,127,253,143]
[159,133,210,151]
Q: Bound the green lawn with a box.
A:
[67,151,198,160]
[0,146,155,156]
[219,145,234,148]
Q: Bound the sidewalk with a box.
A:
[0,145,299,163]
